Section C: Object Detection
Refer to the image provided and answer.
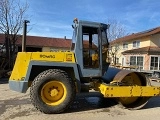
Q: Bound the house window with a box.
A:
[116,57,119,64]
[123,43,128,49]
[130,56,143,70]
[150,56,159,70]
[133,41,140,48]
[115,44,119,50]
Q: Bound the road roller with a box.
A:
[9,18,160,114]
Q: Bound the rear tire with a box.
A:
[30,69,76,114]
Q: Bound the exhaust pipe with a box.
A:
[22,20,30,52]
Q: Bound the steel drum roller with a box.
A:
[102,67,150,109]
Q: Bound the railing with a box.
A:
[110,64,139,71]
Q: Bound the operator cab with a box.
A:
[72,18,110,78]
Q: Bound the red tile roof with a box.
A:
[83,40,97,49]
[110,27,160,44]
[122,46,160,55]
[0,33,99,50]
[0,34,72,48]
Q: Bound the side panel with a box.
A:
[10,52,76,81]
[9,61,80,93]
[31,52,76,62]
[10,52,32,81]
[9,52,80,93]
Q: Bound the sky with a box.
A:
[24,0,160,39]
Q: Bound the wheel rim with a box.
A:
[41,81,67,106]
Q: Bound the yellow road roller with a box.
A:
[9,18,160,114]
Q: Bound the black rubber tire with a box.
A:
[30,69,76,114]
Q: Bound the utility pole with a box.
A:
[22,20,30,52]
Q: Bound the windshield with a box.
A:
[102,28,110,73]
[102,29,109,47]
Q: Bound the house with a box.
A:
[0,33,97,56]
[0,34,72,54]
[110,27,160,72]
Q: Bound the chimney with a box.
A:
[64,36,66,40]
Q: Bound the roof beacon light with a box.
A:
[73,18,78,24]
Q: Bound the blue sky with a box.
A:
[25,0,160,39]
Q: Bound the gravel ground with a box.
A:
[1,78,160,120]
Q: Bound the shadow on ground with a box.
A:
[143,96,160,109]
[0,92,118,118]
[67,92,118,113]
[68,92,160,113]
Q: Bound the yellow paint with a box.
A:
[64,52,76,62]
[10,52,32,81]
[31,52,65,62]
[119,97,138,105]
[50,89,59,97]
[97,83,160,97]
[9,51,76,81]
[92,53,98,61]
[31,52,75,62]
[117,72,142,104]
[41,81,67,106]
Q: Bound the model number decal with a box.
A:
[66,54,72,61]
[40,54,55,58]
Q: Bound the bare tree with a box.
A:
[0,0,29,69]
[107,18,127,42]
[107,19,128,65]
[109,44,121,65]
